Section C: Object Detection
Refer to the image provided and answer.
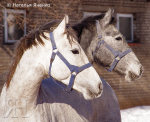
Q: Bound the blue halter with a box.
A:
[49,32,92,92]
[94,20,132,72]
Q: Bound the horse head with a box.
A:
[42,15,103,99]
[73,9,143,81]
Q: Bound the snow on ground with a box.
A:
[121,106,150,122]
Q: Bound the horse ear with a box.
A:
[55,15,69,34]
[101,8,113,27]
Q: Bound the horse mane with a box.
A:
[72,13,115,40]
[6,20,77,88]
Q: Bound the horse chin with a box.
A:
[82,89,102,100]
[83,93,95,100]
[124,63,143,82]
[125,74,132,82]
[115,63,143,82]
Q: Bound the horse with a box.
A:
[39,9,144,122]
[7,14,16,40]
[72,9,143,81]
[0,15,103,122]
[7,13,23,41]
[37,10,123,122]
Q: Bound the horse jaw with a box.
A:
[48,15,103,98]
[60,66,103,100]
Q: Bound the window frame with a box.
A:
[116,13,134,42]
[3,9,26,44]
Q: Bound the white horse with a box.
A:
[0,15,103,122]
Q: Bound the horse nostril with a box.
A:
[128,71,138,80]
[98,82,103,95]
[139,65,143,76]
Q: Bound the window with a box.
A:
[3,9,26,43]
[117,14,133,42]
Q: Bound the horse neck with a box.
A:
[80,25,97,50]
[6,44,48,111]
[79,27,96,59]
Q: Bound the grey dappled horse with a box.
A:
[73,9,143,81]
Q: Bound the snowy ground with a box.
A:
[121,106,150,122]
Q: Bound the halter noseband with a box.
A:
[93,20,132,72]
[49,32,92,92]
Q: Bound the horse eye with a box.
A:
[71,49,79,54]
[115,37,122,41]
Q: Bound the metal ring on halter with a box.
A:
[93,20,132,72]
[49,32,92,92]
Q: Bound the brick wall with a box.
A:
[134,10,150,43]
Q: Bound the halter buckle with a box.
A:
[115,56,121,61]
[72,72,77,76]
[98,35,102,39]
[53,49,58,53]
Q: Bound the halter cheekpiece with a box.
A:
[49,32,92,92]
[94,20,132,72]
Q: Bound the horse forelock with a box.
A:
[6,20,76,88]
